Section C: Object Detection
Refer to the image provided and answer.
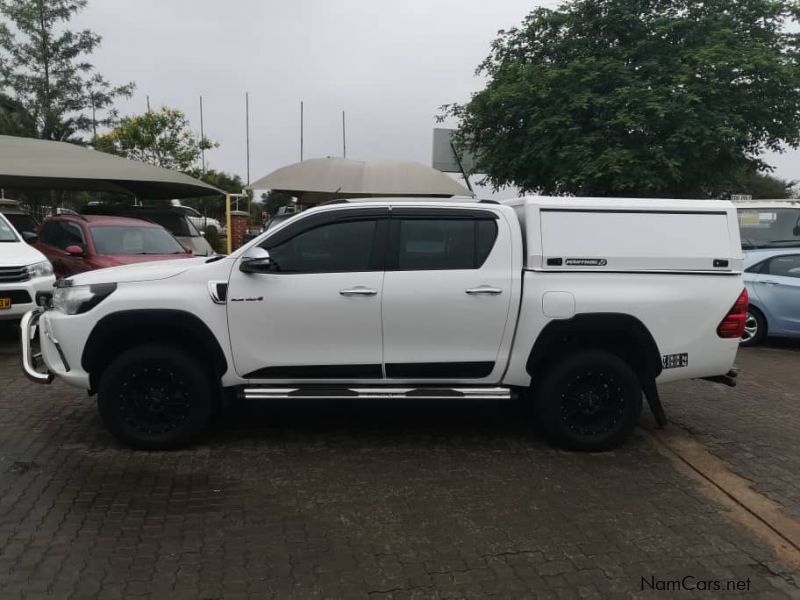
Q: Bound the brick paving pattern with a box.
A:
[662,340,800,520]
[0,323,798,598]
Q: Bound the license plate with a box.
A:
[0,297,10,310]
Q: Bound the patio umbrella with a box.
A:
[0,135,221,198]
[249,157,473,204]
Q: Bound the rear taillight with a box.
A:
[717,288,749,338]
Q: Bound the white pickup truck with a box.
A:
[21,197,746,451]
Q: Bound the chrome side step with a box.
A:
[241,386,512,401]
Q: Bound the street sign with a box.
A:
[730,194,753,202]
[432,128,476,174]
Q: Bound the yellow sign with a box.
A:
[739,211,760,226]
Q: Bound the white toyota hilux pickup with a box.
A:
[21,197,746,451]
[0,213,55,321]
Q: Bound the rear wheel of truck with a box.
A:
[536,350,642,451]
[97,344,215,451]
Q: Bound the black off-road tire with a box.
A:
[97,344,216,450]
[740,307,767,347]
[536,350,642,452]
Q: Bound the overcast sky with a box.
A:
[75,0,798,196]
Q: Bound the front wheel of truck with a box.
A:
[536,350,642,451]
[97,344,216,450]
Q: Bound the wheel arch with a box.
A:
[82,309,228,392]
[526,313,663,385]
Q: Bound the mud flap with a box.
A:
[643,380,667,429]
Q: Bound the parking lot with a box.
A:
[0,323,799,599]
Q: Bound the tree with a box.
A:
[0,92,35,136]
[0,0,134,141]
[261,190,294,216]
[714,169,797,200]
[183,169,246,221]
[94,106,217,172]
[442,0,800,197]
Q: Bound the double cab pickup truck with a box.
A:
[21,197,746,451]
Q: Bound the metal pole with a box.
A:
[146,95,151,112]
[226,194,232,255]
[300,101,304,161]
[246,92,251,185]
[342,111,346,158]
[200,95,206,174]
[91,94,97,139]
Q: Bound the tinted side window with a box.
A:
[63,223,85,248]
[39,222,60,247]
[766,255,800,279]
[266,219,378,273]
[40,221,84,250]
[395,218,498,271]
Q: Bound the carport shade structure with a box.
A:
[0,135,222,198]
[248,157,473,204]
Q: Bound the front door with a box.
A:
[381,208,513,381]
[227,208,388,380]
[751,254,800,335]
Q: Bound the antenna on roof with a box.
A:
[300,101,305,162]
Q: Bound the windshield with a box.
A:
[91,226,186,255]
[738,207,800,249]
[0,215,20,242]
[4,213,38,235]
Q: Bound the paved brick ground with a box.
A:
[0,323,798,599]
[660,339,800,521]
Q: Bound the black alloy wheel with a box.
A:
[536,350,642,451]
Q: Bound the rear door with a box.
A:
[381,207,513,382]
[751,254,800,334]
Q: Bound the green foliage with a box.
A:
[261,190,294,216]
[182,169,245,221]
[202,225,225,254]
[187,169,245,194]
[443,0,800,197]
[94,106,218,172]
[0,0,133,141]
[0,92,34,135]
[715,169,796,199]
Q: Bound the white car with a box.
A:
[21,197,745,452]
[178,205,225,235]
[0,213,55,321]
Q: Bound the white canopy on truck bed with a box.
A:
[503,197,743,273]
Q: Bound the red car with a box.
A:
[35,214,193,278]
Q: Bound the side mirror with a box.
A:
[22,231,38,244]
[65,244,85,258]
[239,247,272,274]
[793,225,800,237]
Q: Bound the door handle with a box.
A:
[466,286,503,295]
[339,288,377,297]
[762,280,781,286]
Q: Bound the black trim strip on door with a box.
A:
[385,362,494,379]
[245,364,383,379]
[539,208,727,215]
